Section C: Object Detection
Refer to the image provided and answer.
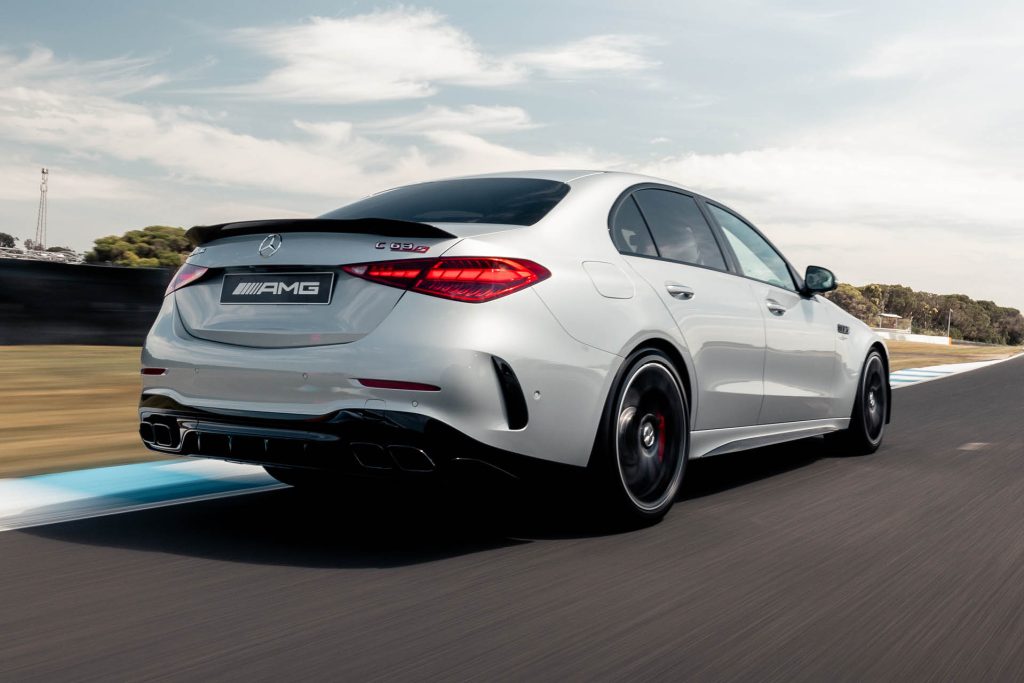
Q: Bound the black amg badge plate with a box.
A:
[220,272,334,304]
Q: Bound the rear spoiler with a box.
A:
[185,218,457,247]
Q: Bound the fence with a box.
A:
[0,259,172,345]
[871,329,951,346]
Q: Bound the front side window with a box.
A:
[632,189,726,270]
[322,178,570,226]
[707,204,795,291]
[610,195,658,257]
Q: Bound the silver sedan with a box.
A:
[139,170,890,523]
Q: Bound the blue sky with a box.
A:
[1,1,1021,309]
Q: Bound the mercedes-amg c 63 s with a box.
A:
[139,171,890,523]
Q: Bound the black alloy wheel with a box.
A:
[828,349,889,455]
[594,349,689,523]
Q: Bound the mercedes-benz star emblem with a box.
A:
[258,234,283,258]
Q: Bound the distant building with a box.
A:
[875,312,912,331]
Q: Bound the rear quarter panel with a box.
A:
[444,174,701,420]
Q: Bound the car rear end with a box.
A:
[139,176,619,481]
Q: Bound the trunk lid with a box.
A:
[176,219,463,348]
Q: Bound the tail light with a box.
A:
[343,257,550,302]
[165,263,209,296]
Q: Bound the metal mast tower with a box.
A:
[34,167,48,249]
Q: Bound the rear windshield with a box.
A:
[321,178,570,226]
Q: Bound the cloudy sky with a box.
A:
[1,0,1021,309]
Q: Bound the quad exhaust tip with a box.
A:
[139,421,174,447]
[350,442,436,472]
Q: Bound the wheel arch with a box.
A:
[623,336,695,422]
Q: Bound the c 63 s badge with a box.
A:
[376,241,429,253]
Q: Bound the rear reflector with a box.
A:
[141,368,167,376]
[165,263,209,296]
[343,257,550,302]
[357,378,441,391]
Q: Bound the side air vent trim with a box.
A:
[492,356,529,430]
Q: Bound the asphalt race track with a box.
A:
[2,357,1022,681]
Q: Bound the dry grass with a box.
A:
[0,346,168,478]
[885,340,1021,371]
[1,342,1021,478]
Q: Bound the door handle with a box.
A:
[665,284,695,300]
[766,299,787,316]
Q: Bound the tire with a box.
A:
[590,349,689,525]
[829,349,889,455]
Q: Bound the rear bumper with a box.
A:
[142,289,621,467]
[139,394,579,482]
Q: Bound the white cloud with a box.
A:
[0,51,602,202]
[223,10,660,103]
[225,10,524,103]
[421,130,604,171]
[292,120,355,145]
[849,25,1024,81]
[0,47,167,94]
[515,34,660,78]
[366,105,536,134]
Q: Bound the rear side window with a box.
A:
[706,204,796,291]
[633,189,726,270]
[610,195,658,257]
[321,178,570,226]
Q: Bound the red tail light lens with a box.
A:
[165,263,209,296]
[343,257,550,302]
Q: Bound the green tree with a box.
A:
[0,232,17,248]
[825,284,879,324]
[46,246,75,253]
[84,226,190,268]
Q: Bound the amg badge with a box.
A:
[375,241,429,253]
[220,272,334,305]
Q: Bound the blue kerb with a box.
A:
[26,461,272,506]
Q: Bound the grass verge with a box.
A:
[0,346,166,478]
[884,340,1021,371]
[1,342,1020,478]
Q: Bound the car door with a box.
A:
[611,188,766,430]
[704,202,841,424]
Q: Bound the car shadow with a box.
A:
[21,438,826,569]
[680,436,824,501]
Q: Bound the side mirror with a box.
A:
[802,265,837,295]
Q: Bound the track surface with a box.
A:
[2,357,1022,681]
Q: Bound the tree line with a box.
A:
[826,283,1024,346]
